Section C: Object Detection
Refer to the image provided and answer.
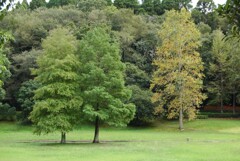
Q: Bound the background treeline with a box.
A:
[0,0,239,125]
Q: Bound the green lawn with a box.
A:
[1,119,240,161]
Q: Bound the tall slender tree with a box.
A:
[78,27,135,143]
[151,9,206,130]
[30,28,83,143]
[226,38,240,114]
[208,30,230,113]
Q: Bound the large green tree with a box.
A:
[151,9,206,130]
[78,27,135,143]
[30,28,82,143]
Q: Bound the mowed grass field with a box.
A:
[1,119,240,161]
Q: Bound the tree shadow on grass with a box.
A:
[18,140,133,146]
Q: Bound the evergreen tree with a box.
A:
[78,27,135,143]
[151,9,206,130]
[30,28,83,143]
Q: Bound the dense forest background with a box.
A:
[0,0,239,125]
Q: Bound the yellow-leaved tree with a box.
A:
[150,9,206,130]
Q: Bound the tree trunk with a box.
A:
[220,94,223,113]
[61,132,66,144]
[179,108,184,131]
[233,92,236,114]
[93,116,100,143]
[220,73,224,113]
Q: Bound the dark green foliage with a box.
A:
[17,80,40,124]
[218,0,240,38]
[128,85,154,125]
[5,49,41,109]
[141,0,155,15]
[140,0,164,15]
[108,9,158,125]
[161,0,192,11]
[47,0,78,8]
[114,0,139,13]
[125,63,150,88]
[30,0,47,10]
[0,103,16,121]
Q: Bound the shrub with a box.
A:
[0,103,16,121]
[197,115,209,119]
[199,112,240,118]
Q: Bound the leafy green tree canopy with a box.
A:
[30,27,83,143]
[78,27,135,143]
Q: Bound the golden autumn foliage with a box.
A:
[151,9,206,129]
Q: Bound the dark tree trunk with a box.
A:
[233,92,236,114]
[61,132,66,144]
[220,95,224,113]
[93,116,100,143]
[220,73,224,113]
[179,108,184,131]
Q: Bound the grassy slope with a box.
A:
[0,119,240,161]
